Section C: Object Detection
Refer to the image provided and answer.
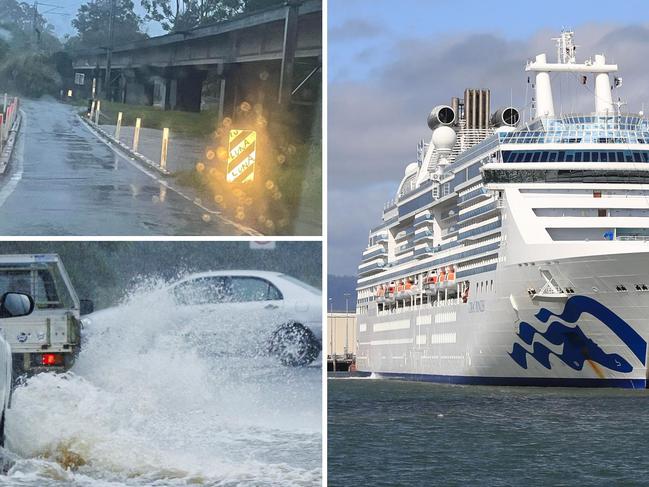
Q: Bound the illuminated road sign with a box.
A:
[227,129,257,183]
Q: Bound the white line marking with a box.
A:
[0,109,26,209]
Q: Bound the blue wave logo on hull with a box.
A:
[510,295,646,373]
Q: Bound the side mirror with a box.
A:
[80,299,94,315]
[0,292,35,318]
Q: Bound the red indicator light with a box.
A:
[42,354,63,366]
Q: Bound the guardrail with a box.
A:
[0,94,19,153]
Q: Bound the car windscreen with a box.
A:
[173,276,282,305]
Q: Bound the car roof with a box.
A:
[173,270,286,283]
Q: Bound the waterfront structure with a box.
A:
[356,32,649,388]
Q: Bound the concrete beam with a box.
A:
[70,0,320,57]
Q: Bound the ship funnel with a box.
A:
[427,105,456,130]
[491,107,520,127]
[463,89,490,129]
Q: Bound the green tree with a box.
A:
[141,0,285,32]
[66,0,147,50]
[0,52,61,97]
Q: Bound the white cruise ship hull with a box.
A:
[357,251,649,388]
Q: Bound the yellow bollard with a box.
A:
[114,112,122,139]
[94,100,101,125]
[133,117,141,152]
[160,127,169,170]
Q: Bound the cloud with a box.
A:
[329,23,649,275]
[328,19,385,42]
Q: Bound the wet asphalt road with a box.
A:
[0,99,248,236]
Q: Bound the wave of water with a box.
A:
[0,280,322,486]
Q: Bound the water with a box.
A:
[328,377,649,486]
[0,282,322,486]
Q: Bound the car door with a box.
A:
[171,275,286,354]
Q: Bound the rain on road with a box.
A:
[0,99,250,236]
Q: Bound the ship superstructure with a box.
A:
[356,32,649,388]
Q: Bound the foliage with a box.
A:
[0,242,322,309]
[0,52,62,97]
[141,0,285,32]
[66,0,147,50]
[0,0,64,96]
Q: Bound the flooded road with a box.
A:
[0,281,322,486]
[0,99,251,236]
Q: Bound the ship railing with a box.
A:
[615,235,649,241]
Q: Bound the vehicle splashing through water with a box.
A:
[0,279,322,486]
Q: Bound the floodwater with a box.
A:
[0,99,250,236]
[328,377,649,486]
[0,282,322,486]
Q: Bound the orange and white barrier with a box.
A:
[0,96,19,152]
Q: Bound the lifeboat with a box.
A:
[424,272,438,293]
[439,267,456,289]
[376,285,386,303]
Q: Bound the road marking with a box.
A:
[80,119,260,236]
[0,109,25,209]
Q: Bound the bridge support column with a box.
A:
[278,0,301,104]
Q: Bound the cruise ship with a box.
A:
[355,32,649,388]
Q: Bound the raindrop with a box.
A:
[277,154,286,165]
[265,180,275,190]
[287,144,296,155]
[240,101,252,112]
[214,194,224,204]
[206,150,215,160]
[196,162,206,173]
[222,117,232,128]
[202,214,211,222]
[259,70,270,81]
[217,147,228,161]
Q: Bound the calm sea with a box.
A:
[328,377,649,486]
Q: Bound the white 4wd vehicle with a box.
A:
[0,255,93,376]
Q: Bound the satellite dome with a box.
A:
[431,126,457,151]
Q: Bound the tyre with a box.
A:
[268,322,321,366]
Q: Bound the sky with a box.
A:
[40,0,165,38]
[328,0,649,276]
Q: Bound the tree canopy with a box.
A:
[0,0,64,96]
[66,0,147,50]
[141,0,286,32]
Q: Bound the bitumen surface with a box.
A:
[0,99,250,236]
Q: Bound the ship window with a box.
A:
[592,152,599,162]
[625,151,633,162]
[617,152,624,162]
[548,152,556,162]
[598,209,607,217]
[524,152,533,162]
[532,152,541,162]
[566,153,574,162]
[575,152,583,162]
[541,151,549,162]
[557,151,565,161]
[515,152,526,162]
[634,152,642,162]
[600,152,608,162]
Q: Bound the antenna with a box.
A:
[552,29,577,64]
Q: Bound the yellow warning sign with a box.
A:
[227,129,257,183]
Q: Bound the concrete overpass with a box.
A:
[70,0,321,119]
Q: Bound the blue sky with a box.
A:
[328,0,649,275]
[329,0,648,82]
